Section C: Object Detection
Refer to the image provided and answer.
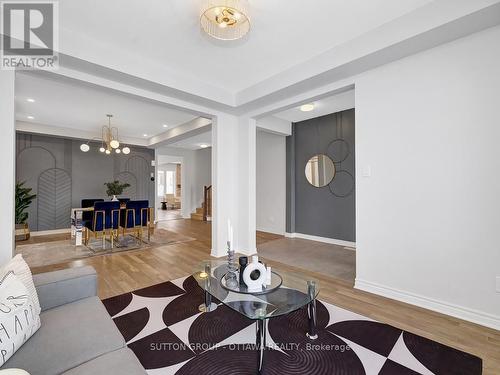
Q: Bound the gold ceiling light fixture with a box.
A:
[200,0,251,41]
[80,114,131,155]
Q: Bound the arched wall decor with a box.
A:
[114,171,138,199]
[17,146,57,230]
[37,168,72,231]
[124,155,150,200]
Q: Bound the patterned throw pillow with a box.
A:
[1,255,40,315]
[0,271,41,365]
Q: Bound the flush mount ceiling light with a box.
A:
[80,114,131,155]
[200,0,251,41]
[26,98,35,103]
[199,144,209,148]
[300,104,315,112]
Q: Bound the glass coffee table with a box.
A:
[193,260,319,374]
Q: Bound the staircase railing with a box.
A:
[203,185,212,221]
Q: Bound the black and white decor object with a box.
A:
[102,276,482,375]
[238,256,248,287]
[242,256,268,292]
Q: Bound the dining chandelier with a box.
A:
[200,0,251,40]
[80,114,130,155]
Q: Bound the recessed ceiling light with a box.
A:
[143,134,148,137]
[162,124,169,128]
[26,98,35,103]
[27,115,35,120]
[300,104,315,112]
[199,144,209,149]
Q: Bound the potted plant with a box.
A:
[104,180,131,201]
[15,181,36,241]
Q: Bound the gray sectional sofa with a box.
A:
[3,266,146,375]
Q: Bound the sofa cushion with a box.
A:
[62,348,146,375]
[3,296,125,374]
[1,255,41,314]
[0,271,41,366]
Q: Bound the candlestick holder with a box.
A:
[225,240,239,288]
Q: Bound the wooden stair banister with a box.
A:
[203,185,212,221]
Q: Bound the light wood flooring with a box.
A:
[29,219,500,374]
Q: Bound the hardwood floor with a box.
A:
[30,219,500,374]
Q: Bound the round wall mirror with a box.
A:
[305,154,336,188]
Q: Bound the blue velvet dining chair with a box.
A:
[81,199,104,228]
[120,200,153,242]
[84,201,120,248]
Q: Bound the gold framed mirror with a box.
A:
[305,154,336,188]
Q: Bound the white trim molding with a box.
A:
[355,279,500,331]
[30,228,71,237]
[285,232,356,248]
[257,227,285,236]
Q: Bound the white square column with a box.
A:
[237,116,257,255]
[211,114,257,257]
[0,71,16,265]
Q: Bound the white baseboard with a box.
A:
[355,279,500,331]
[31,228,71,237]
[285,232,356,248]
[257,227,285,236]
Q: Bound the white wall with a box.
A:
[256,130,286,235]
[156,146,211,218]
[193,147,212,206]
[157,163,178,197]
[256,116,291,136]
[355,25,500,329]
[0,71,15,265]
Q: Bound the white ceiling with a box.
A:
[58,0,433,93]
[15,72,198,142]
[274,90,355,122]
[167,131,212,151]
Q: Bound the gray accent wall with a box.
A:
[286,109,355,242]
[16,133,155,231]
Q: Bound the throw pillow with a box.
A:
[0,271,41,365]
[1,255,40,315]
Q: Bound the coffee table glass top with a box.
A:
[193,260,319,320]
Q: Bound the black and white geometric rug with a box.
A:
[102,276,482,375]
